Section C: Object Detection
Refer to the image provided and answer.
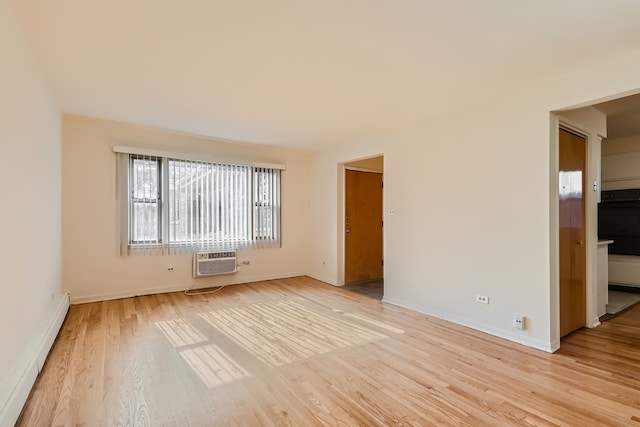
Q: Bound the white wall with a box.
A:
[601,134,640,287]
[0,0,64,425]
[307,50,640,352]
[62,115,310,303]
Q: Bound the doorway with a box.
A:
[559,128,587,337]
[342,156,384,298]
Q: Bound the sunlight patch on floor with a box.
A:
[200,301,386,367]
[155,318,208,347]
[180,344,251,388]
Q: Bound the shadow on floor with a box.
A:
[341,279,383,300]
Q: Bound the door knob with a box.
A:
[577,240,583,245]
[346,229,351,233]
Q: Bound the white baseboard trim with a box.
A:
[37,294,70,370]
[0,293,70,427]
[588,319,602,329]
[70,272,304,304]
[305,273,339,286]
[382,296,555,354]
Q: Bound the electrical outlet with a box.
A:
[166,266,175,272]
[476,295,489,304]
[513,314,524,330]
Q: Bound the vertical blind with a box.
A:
[117,150,282,255]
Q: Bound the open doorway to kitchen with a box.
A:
[552,90,640,349]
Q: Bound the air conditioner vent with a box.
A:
[193,251,237,277]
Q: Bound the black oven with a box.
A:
[599,189,640,255]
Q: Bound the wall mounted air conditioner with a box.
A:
[193,251,237,277]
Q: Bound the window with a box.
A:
[130,156,161,244]
[121,151,281,253]
[254,167,280,241]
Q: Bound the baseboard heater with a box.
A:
[193,251,237,277]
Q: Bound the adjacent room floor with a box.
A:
[17,276,640,426]
[340,279,383,300]
[607,289,640,315]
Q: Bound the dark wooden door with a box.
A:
[559,129,587,337]
[345,170,383,284]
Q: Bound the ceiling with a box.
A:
[594,94,640,139]
[11,0,640,149]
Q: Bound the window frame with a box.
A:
[123,152,281,251]
[129,155,162,245]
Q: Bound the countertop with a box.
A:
[598,239,614,246]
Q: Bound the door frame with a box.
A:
[550,115,601,350]
[337,155,384,286]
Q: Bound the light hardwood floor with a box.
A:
[17,276,640,426]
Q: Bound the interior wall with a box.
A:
[0,0,63,422]
[601,134,640,287]
[307,50,640,352]
[62,115,310,303]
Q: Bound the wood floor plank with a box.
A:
[16,276,640,426]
